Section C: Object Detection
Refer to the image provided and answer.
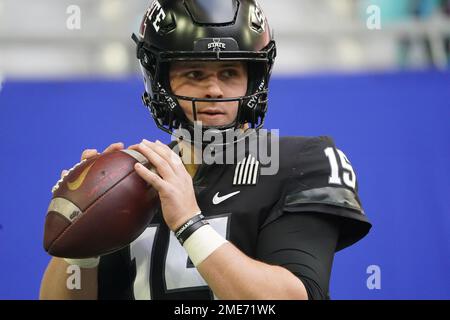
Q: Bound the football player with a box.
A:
[40,0,371,300]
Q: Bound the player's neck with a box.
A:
[177,124,250,178]
[178,139,201,178]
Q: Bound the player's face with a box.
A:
[170,61,248,127]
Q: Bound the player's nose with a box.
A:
[204,76,224,99]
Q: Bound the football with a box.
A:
[43,149,159,258]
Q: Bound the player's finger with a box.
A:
[136,142,176,181]
[134,162,167,192]
[142,139,184,174]
[102,142,124,154]
[81,149,99,161]
[128,144,160,176]
[155,140,183,165]
[127,144,140,151]
[60,169,69,180]
[141,139,183,175]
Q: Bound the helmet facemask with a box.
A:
[132,0,276,146]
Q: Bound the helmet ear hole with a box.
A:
[239,59,268,127]
[141,52,157,76]
[158,62,172,94]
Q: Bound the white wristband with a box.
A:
[182,224,228,267]
[63,257,100,269]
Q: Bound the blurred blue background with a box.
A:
[0,71,449,299]
[0,0,449,300]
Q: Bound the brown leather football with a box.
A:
[43,149,159,258]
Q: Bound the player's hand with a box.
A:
[59,142,124,179]
[131,139,200,231]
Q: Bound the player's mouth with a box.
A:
[194,108,230,126]
[197,108,226,119]
[198,108,225,114]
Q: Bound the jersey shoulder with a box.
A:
[278,135,336,172]
[268,135,372,251]
[278,135,356,190]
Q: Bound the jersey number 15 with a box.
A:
[324,147,356,189]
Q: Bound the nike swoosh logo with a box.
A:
[67,162,95,191]
[212,191,240,205]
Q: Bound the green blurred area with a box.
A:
[359,0,442,23]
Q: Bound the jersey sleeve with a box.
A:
[262,136,372,251]
[256,211,340,299]
[98,247,134,300]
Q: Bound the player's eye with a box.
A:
[185,70,204,79]
[221,69,239,78]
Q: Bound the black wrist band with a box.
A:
[174,213,205,239]
[177,219,209,245]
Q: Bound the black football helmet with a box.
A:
[132,0,276,141]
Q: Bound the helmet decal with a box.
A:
[207,39,226,52]
[139,0,167,37]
